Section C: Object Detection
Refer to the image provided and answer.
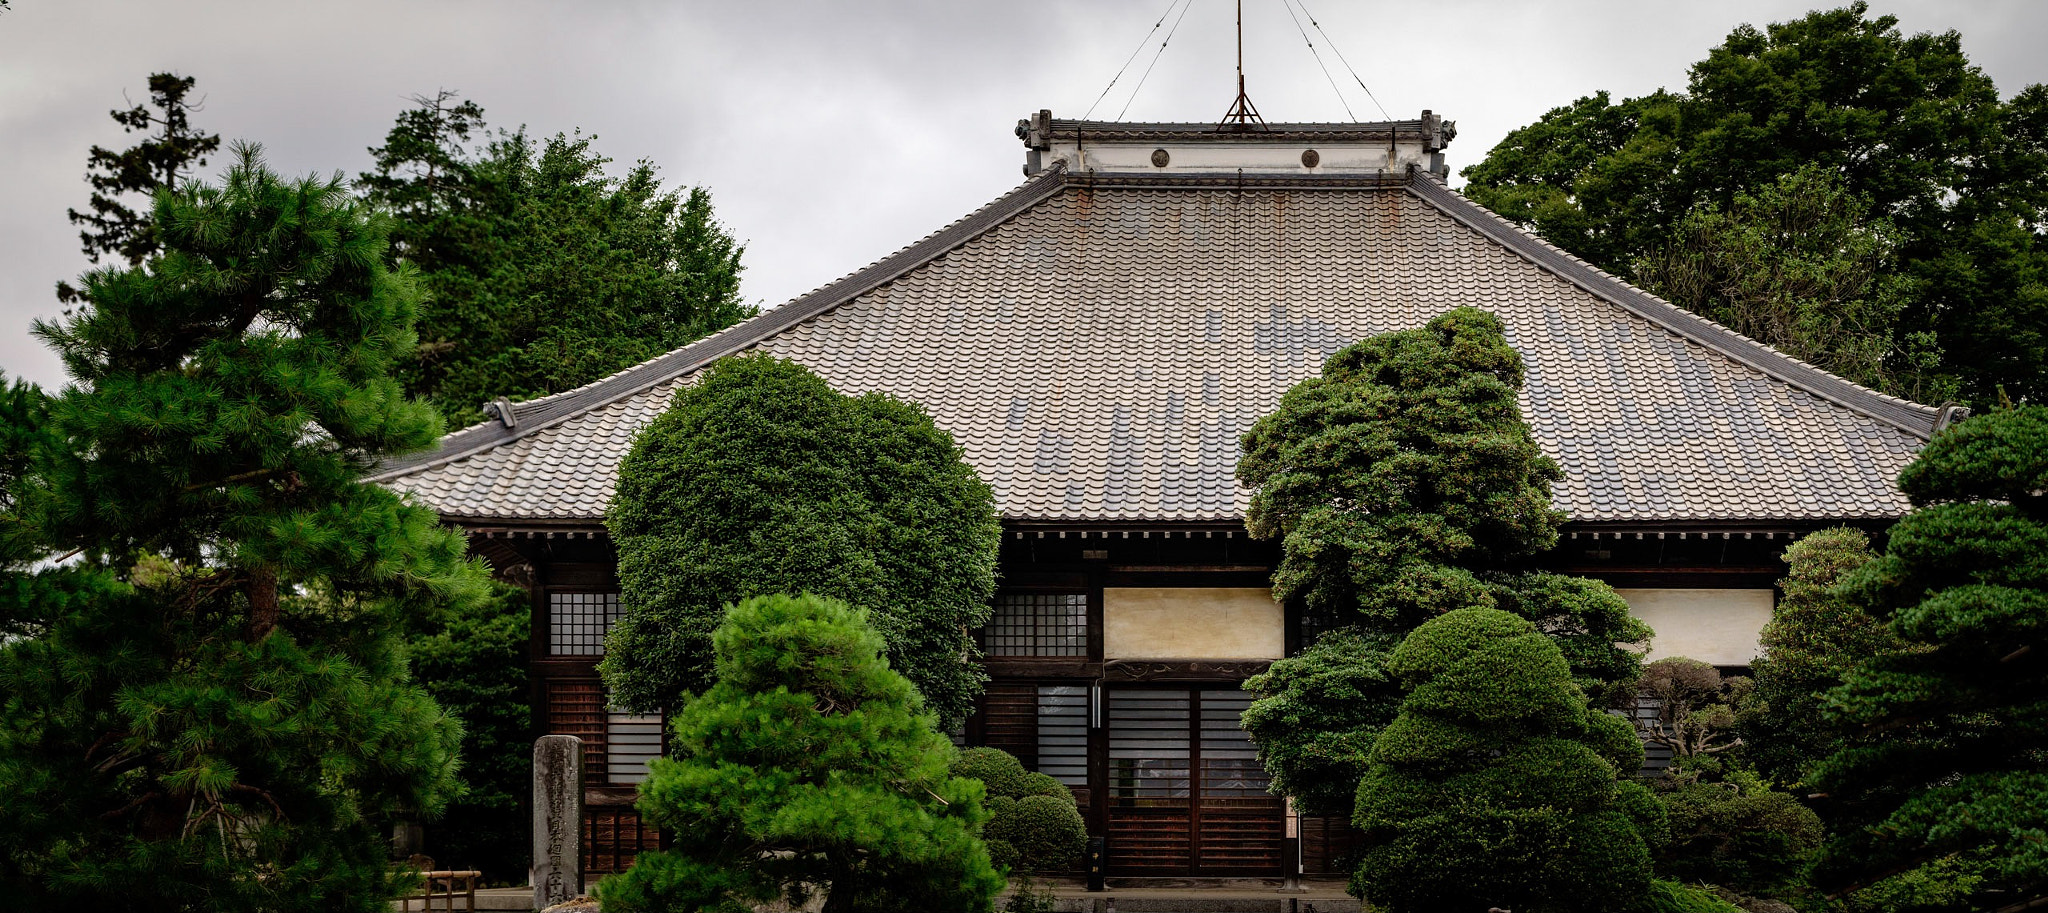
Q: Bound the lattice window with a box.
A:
[546,679,608,783]
[604,712,664,786]
[1108,689,1191,801]
[584,807,662,875]
[983,593,1088,657]
[1036,685,1089,786]
[1617,696,1675,774]
[1197,690,1270,809]
[548,592,621,656]
[1296,608,1348,650]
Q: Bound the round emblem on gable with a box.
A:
[1301,149,1321,168]
[1151,148,1171,167]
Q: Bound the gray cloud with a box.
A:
[3,0,2043,391]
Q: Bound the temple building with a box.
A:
[372,110,1955,881]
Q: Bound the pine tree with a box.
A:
[0,145,487,912]
[1810,406,2048,897]
[1238,307,1648,817]
[600,354,1000,727]
[57,72,221,303]
[599,593,1003,913]
[1354,607,1661,913]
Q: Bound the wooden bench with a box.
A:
[397,870,482,912]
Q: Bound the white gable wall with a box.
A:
[1618,588,1775,666]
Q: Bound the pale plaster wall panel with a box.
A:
[1617,588,1775,666]
[1103,587,1283,660]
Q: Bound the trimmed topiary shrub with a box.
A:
[987,796,1086,873]
[950,747,1086,874]
[1018,771,1070,800]
[953,747,1033,798]
[1353,607,1659,913]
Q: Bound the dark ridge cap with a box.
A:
[1071,171,1412,190]
[1405,173,1944,441]
[1050,118,1425,138]
[372,163,1074,482]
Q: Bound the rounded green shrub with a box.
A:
[950,748,1084,873]
[1353,608,1658,913]
[952,747,1033,798]
[1018,771,1071,801]
[1656,780,1822,892]
[986,795,1086,873]
[600,354,1000,727]
[1238,309,1649,821]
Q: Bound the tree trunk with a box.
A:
[247,566,279,641]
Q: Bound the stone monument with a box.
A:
[533,735,585,909]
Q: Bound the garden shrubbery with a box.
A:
[951,747,1085,873]
[1352,607,1661,913]
[600,593,1001,913]
[1239,307,1649,823]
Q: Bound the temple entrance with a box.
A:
[1104,687,1285,877]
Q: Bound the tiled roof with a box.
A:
[373,165,1946,526]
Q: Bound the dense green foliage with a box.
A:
[1744,527,1902,786]
[1644,880,1744,913]
[359,92,753,424]
[1629,659,1825,897]
[1656,776,1823,894]
[1462,3,2048,407]
[1835,850,2000,913]
[1632,167,1924,392]
[599,354,999,726]
[950,748,1086,873]
[1352,608,1660,913]
[406,582,532,882]
[1238,629,1398,816]
[1810,406,2048,895]
[1238,308,1648,817]
[57,72,221,303]
[600,594,1002,913]
[0,148,486,911]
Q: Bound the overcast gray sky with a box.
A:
[3,1,2044,391]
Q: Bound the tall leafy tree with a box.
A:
[1463,3,2048,407]
[359,94,753,423]
[1239,308,1648,818]
[1633,167,1929,393]
[600,354,1000,728]
[1352,607,1661,913]
[0,146,487,912]
[1810,406,2048,898]
[600,593,1003,913]
[1742,527,1903,787]
[57,72,221,303]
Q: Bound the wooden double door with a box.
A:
[1104,687,1285,877]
